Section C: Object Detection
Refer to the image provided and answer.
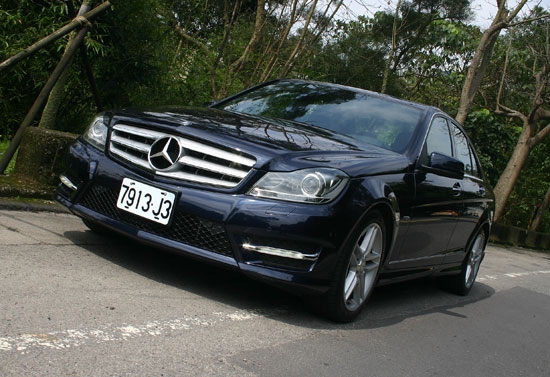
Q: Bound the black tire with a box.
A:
[317,210,386,323]
[445,229,487,296]
[82,218,111,235]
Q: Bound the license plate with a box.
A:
[116,178,176,225]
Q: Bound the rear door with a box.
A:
[445,122,491,263]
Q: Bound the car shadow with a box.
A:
[351,279,495,329]
[63,229,495,330]
[64,229,302,311]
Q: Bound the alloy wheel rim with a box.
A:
[465,232,485,288]
[343,222,383,311]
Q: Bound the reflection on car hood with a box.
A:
[122,106,366,150]
[113,107,409,175]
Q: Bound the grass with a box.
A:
[0,143,56,200]
[0,140,17,175]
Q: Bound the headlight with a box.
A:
[248,168,349,204]
[82,114,109,151]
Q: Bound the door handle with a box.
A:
[452,182,463,196]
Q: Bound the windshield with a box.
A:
[216,81,424,153]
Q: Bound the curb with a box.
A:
[0,198,70,213]
[490,223,550,253]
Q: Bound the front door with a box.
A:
[394,117,462,267]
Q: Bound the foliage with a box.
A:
[168,0,345,100]
[310,1,476,101]
[501,140,550,234]
[404,20,481,112]
[0,0,70,138]
[481,5,550,225]
[485,6,550,116]
[462,109,519,186]
[0,0,183,135]
[91,0,181,109]
[305,17,389,92]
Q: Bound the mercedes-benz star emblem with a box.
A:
[148,136,183,171]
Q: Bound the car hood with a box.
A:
[111,107,410,176]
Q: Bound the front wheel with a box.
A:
[82,218,111,235]
[317,211,386,322]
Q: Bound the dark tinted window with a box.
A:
[453,124,480,177]
[469,145,479,177]
[217,81,424,152]
[426,117,452,156]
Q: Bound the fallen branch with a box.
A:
[0,27,90,174]
[0,1,111,72]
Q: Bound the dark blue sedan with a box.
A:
[56,79,494,322]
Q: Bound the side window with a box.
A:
[469,145,479,177]
[426,117,452,157]
[453,125,472,174]
[452,124,480,177]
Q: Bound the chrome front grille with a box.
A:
[109,124,256,188]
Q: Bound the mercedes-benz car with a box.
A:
[56,79,494,322]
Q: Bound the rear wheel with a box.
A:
[446,230,486,295]
[319,211,385,322]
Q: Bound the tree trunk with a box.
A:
[0,2,111,72]
[209,0,242,99]
[0,27,90,174]
[81,44,103,111]
[493,108,550,222]
[39,1,92,130]
[491,18,550,223]
[280,0,319,77]
[259,0,301,82]
[529,185,550,232]
[455,0,528,125]
[230,0,266,73]
[493,122,532,221]
[456,13,506,123]
[381,0,401,94]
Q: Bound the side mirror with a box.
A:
[428,152,464,179]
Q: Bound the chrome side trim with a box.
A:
[242,243,320,261]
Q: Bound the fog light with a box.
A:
[59,174,78,191]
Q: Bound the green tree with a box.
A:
[38,0,93,131]
[0,0,71,138]
[404,20,481,112]
[489,7,550,222]
[309,1,475,99]
[307,17,388,91]
[462,109,518,186]
[503,140,550,233]
[455,0,530,124]
[376,0,471,94]
[171,0,344,100]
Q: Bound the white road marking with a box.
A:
[3,269,549,355]
[478,270,550,282]
[0,308,269,354]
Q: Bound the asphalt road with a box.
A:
[1,209,550,376]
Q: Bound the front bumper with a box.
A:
[56,140,360,294]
